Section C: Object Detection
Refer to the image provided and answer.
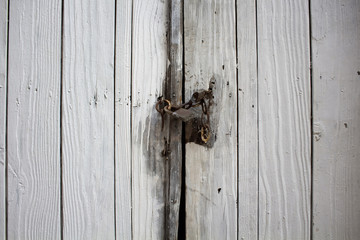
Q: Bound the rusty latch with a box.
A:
[155,84,213,143]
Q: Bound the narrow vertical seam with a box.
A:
[308,0,313,239]
[165,1,172,237]
[234,0,239,238]
[255,0,260,239]
[4,0,10,238]
[182,0,186,234]
[130,0,134,239]
[59,0,65,239]
[113,0,117,239]
[179,0,186,238]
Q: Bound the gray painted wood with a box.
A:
[184,0,238,238]
[0,0,7,238]
[131,0,170,239]
[236,0,258,239]
[115,0,132,239]
[311,0,360,239]
[257,0,311,239]
[62,0,115,238]
[7,0,62,238]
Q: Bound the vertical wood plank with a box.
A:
[257,0,311,239]
[184,0,238,238]
[236,0,258,239]
[62,0,115,238]
[131,0,169,239]
[0,0,7,238]
[115,0,132,239]
[311,0,360,239]
[167,0,183,239]
[7,0,62,239]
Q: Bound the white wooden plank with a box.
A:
[236,0,258,239]
[184,0,238,238]
[257,0,311,239]
[131,0,169,239]
[6,0,62,239]
[115,0,132,239]
[62,0,115,238]
[0,0,7,238]
[311,0,360,239]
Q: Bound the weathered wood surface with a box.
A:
[167,0,183,239]
[257,0,311,239]
[0,0,7,238]
[131,0,169,239]
[236,0,258,239]
[62,0,115,238]
[2,1,360,239]
[7,0,62,239]
[311,0,360,239]
[115,0,132,239]
[184,0,238,238]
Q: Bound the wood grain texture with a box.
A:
[257,0,311,239]
[0,0,7,238]
[184,0,237,238]
[167,0,183,239]
[62,0,115,238]
[131,0,169,239]
[6,0,62,239]
[236,0,258,239]
[115,0,132,239]
[311,0,360,239]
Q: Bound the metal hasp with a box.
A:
[171,108,195,122]
[155,83,213,144]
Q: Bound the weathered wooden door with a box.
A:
[1,0,360,239]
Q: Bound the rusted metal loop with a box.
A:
[192,92,199,102]
[156,99,172,131]
[155,100,164,114]
[201,124,211,143]
[164,99,171,110]
[156,99,171,112]
[201,100,208,114]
